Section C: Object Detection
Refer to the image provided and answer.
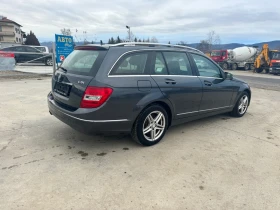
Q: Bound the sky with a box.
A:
[1,0,280,44]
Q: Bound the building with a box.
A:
[0,16,24,48]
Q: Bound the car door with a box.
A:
[24,46,42,63]
[189,53,234,111]
[150,51,203,118]
[14,46,27,62]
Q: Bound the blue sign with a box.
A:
[55,34,74,63]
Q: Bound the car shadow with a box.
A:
[48,113,232,155]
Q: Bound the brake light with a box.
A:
[80,87,113,108]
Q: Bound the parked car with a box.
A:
[1,45,52,65]
[48,43,251,146]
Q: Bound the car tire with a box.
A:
[131,104,168,146]
[45,58,53,66]
[230,92,249,117]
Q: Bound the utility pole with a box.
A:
[126,25,130,42]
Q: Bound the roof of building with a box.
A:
[0,17,22,27]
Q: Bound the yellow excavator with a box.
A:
[254,44,280,74]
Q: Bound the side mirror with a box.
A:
[225,72,233,80]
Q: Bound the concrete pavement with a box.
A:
[0,78,280,210]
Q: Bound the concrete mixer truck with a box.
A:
[211,46,258,70]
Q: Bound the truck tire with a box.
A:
[244,64,250,71]
[250,64,255,71]
[232,63,238,70]
[222,63,228,70]
[255,68,263,73]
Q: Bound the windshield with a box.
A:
[272,52,280,59]
[211,51,221,56]
[61,50,106,76]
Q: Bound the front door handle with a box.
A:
[204,80,212,86]
[165,79,176,85]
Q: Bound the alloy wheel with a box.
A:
[47,59,53,66]
[238,95,249,115]
[142,111,166,141]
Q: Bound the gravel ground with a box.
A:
[0,70,51,80]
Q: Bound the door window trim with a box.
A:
[188,52,225,79]
[107,50,154,76]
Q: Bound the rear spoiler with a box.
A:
[75,45,109,51]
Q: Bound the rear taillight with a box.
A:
[80,87,113,108]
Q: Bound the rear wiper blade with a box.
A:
[59,66,67,72]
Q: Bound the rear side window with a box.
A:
[110,53,148,75]
[153,53,168,75]
[61,50,107,76]
[35,47,46,52]
[163,52,193,75]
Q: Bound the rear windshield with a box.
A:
[60,50,107,76]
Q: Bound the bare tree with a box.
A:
[126,30,135,42]
[61,28,72,36]
[197,40,210,53]
[207,30,221,51]
[150,37,158,43]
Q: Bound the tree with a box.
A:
[168,41,171,44]
[24,31,40,46]
[207,30,221,51]
[100,40,103,45]
[142,38,145,42]
[138,39,142,42]
[197,40,210,53]
[108,38,111,44]
[116,36,122,44]
[110,37,115,44]
[61,28,71,36]
[134,37,137,42]
[91,41,94,44]
[150,37,158,43]
[146,38,150,43]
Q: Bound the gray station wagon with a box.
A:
[48,43,251,146]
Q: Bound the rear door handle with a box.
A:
[204,80,212,86]
[165,79,176,85]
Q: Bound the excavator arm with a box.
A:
[254,44,270,73]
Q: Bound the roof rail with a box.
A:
[111,42,203,54]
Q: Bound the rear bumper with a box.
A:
[47,92,133,134]
[269,67,280,74]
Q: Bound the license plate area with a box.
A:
[54,82,71,97]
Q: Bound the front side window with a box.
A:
[163,52,193,75]
[111,53,148,75]
[191,53,222,78]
